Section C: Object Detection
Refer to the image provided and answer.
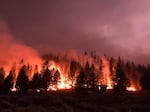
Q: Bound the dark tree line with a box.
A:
[76,62,98,91]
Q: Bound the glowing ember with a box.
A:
[126,87,136,91]
[11,83,17,92]
[107,83,113,90]
[11,88,17,92]
[47,85,57,91]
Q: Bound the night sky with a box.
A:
[0,0,150,64]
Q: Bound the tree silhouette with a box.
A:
[90,51,96,59]
[3,70,13,93]
[0,67,5,93]
[140,65,150,91]
[114,58,127,92]
[76,69,87,89]
[42,67,52,90]
[69,60,81,87]
[52,70,60,85]
[87,64,97,89]
[70,60,78,78]
[16,65,29,93]
[31,72,41,92]
[84,61,90,88]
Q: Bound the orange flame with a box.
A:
[98,57,113,90]
[126,86,136,91]
[48,61,72,91]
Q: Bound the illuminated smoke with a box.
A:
[0,33,42,77]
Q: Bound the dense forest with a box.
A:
[0,51,150,94]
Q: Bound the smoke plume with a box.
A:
[0,18,42,77]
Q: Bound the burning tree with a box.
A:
[0,51,146,93]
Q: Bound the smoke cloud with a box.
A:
[0,18,42,76]
[0,0,150,64]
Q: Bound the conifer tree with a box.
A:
[16,65,29,93]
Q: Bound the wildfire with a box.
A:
[1,52,142,93]
[0,31,143,93]
[48,61,73,91]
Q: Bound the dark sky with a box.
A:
[0,0,150,64]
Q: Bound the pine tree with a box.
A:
[3,70,13,93]
[31,73,41,91]
[114,58,127,92]
[76,69,87,89]
[87,64,97,89]
[53,70,60,85]
[16,65,29,93]
[42,67,52,90]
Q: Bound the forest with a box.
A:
[0,51,150,94]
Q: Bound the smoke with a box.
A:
[0,18,42,77]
